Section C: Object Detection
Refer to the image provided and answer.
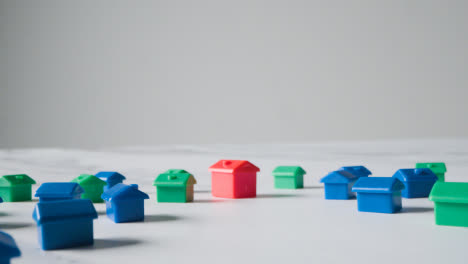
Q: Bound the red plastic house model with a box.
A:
[209,160,260,198]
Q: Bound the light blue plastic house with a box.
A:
[392,168,438,198]
[339,166,372,178]
[0,231,21,264]
[101,184,149,223]
[35,182,84,202]
[352,177,405,214]
[32,199,98,250]
[320,170,358,200]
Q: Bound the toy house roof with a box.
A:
[392,168,438,183]
[0,231,21,259]
[35,182,84,198]
[32,199,97,225]
[339,166,372,177]
[351,177,405,194]
[415,162,447,173]
[272,166,306,177]
[95,171,126,182]
[0,174,36,187]
[320,170,358,184]
[153,173,197,187]
[102,184,149,201]
[209,160,260,173]
[0,197,3,203]
[164,169,191,175]
[429,182,468,204]
[71,174,106,186]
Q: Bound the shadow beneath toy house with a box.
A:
[0,212,9,217]
[194,190,212,193]
[97,210,107,216]
[257,194,299,199]
[194,199,227,203]
[401,207,433,213]
[73,238,143,250]
[0,222,33,229]
[144,214,181,223]
[303,186,323,190]
[13,198,39,203]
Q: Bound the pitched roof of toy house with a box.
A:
[339,166,372,178]
[415,162,447,173]
[352,177,404,193]
[429,182,468,204]
[0,231,21,259]
[153,172,197,187]
[272,166,306,177]
[0,197,3,203]
[392,168,438,182]
[102,184,149,201]
[209,160,260,173]
[32,199,98,225]
[164,169,191,175]
[0,174,36,187]
[35,182,84,199]
[95,171,126,183]
[71,174,106,186]
[320,170,358,184]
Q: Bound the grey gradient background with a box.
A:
[1,0,467,148]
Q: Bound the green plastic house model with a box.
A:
[153,169,197,203]
[416,162,447,182]
[0,174,36,202]
[71,174,106,203]
[272,166,306,189]
[429,182,468,227]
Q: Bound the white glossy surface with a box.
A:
[1,139,468,264]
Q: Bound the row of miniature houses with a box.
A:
[0,160,467,262]
[319,163,468,227]
[0,161,261,254]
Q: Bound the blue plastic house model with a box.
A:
[0,197,2,204]
[101,184,149,223]
[320,170,358,200]
[392,168,438,198]
[352,177,405,214]
[339,166,372,178]
[0,231,21,264]
[32,199,98,250]
[35,182,84,202]
[95,171,126,191]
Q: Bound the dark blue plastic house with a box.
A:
[95,171,126,191]
[0,231,21,264]
[101,184,149,223]
[320,170,358,200]
[392,168,438,198]
[35,182,84,202]
[339,166,372,178]
[0,197,3,204]
[32,199,98,250]
[352,177,405,214]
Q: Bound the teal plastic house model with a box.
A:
[71,174,106,203]
[416,162,446,182]
[272,166,306,189]
[0,174,36,202]
[429,182,468,227]
[153,169,197,203]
